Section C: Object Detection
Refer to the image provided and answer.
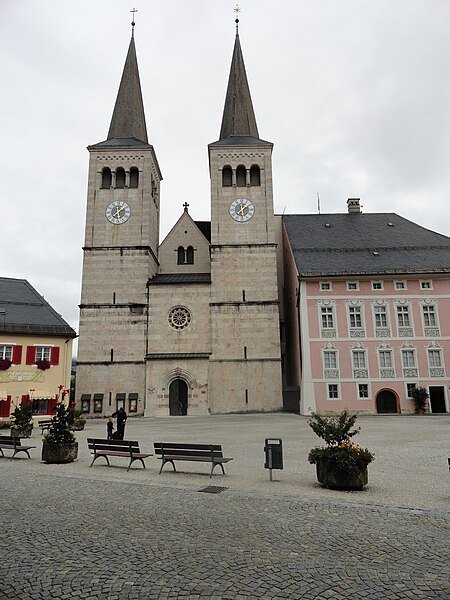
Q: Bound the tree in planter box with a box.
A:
[10,401,34,437]
[42,386,78,463]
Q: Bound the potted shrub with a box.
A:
[10,402,34,438]
[308,410,374,490]
[42,388,78,464]
[411,386,429,415]
[71,408,86,431]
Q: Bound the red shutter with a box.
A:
[51,347,60,366]
[21,394,31,406]
[48,397,58,414]
[26,346,36,365]
[0,396,10,418]
[12,345,22,364]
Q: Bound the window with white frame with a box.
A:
[0,345,13,360]
[379,350,393,368]
[420,280,432,290]
[347,281,359,291]
[428,348,442,367]
[352,350,367,369]
[374,305,388,328]
[321,307,334,328]
[327,384,339,399]
[320,282,332,291]
[401,349,416,368]
[323,350,337,370]
[372,281,383,290]
[348,306,362,329]
[358,384,369,399]
[406,383,417,398]
[395,281,406,290]
[422,305,437,328]
[396,305,410,327]
[35,347,51,362]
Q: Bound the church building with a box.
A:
[76,23,450,417]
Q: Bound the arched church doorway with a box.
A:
[375,390,399,414]
[169,379,188,415]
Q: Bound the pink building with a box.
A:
[281,199,450,415]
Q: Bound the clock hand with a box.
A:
[113,206,124,219]
[237,204,247,216]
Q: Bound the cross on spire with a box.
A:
[183,202,189,212]
[130,8,138,36]
[234,4,241,33]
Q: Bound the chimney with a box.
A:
[347,198,361,214]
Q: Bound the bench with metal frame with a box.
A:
[87,438,152,472]
[154,442,233,478]
[0,435,36,460]
[38,419,53,434]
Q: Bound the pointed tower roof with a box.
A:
[107,34,148,144]
[211,23,271,148]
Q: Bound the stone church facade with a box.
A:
[76,26,283,417]
[76,25,450,417]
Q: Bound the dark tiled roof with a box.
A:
[194,221,211,242]
[148,273,211,285]
[88,137,151,149]
[283,213,450,276]
[0,278,77,337]
[209,135,272,148]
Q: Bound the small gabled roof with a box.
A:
[283,212,450,277]
[0,278,77,337]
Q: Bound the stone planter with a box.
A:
[72,420,86,431]
[11,425,33,438]
[316,457,368,490]
[42,441,78,464]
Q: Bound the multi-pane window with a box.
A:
[323,351,337,369]
[402,350,416,368]
[352,351,366,369]
[422,305,436,327]
[358,384,369,398]
[397,306,410,327]
[372,281,383,290]
[349,306,362,328]
[395,281,406,290]
[420,280,432,289]
[320,282,331,291]
[379,350,393,368]
[407,383,417,398]
[0,345,13,360]
[428,349,442,367]
[321,307,334,328]
[347,282,358,290]
[374,306,388,328]
[35,347,51,362]
[328,384,339,399]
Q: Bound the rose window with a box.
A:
[168,306,191,330]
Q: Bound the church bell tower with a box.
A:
[208,19,283,412]
[76,24,162,416]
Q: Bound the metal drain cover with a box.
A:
[198,486,228,494]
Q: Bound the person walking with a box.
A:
[106,416,114,440]
[112,407,127,440]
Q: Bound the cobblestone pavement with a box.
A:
[1,469,449,600]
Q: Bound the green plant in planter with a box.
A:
[42,386,78,463]
[10,402,34,437]
[71,408,86,431]
[308,410,374,489]
[410,386,429,414]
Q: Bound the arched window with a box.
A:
[101,168,112,189]
[129,167,139,188]
[250,165,261,186]
[236,165,246,187]
[186,246,194,264]
[116,167,125,189]
[222,165,232,187]
[177,246,186,265]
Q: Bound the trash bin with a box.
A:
[264,438,283,480]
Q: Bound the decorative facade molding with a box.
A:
[353,368,368,379]
[380,368,395,378]
[375,329,391,337]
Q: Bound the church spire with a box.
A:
[107,29,148,143]
[219,19,259,141]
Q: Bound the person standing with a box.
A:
[107,417,114,440]
[112,407,127,440]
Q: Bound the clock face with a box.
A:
[229,198,255,222]
[105,200,131,224]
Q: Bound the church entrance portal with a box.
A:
[375,390,399,414]
[169,379,188,415]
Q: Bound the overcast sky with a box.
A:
[1,0,449,349]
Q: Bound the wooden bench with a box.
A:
[38,419,53,434]
[154,442,233,478]
[87,438,152,472]
[0,435,36,460]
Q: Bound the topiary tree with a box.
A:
[308,410,360,446]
